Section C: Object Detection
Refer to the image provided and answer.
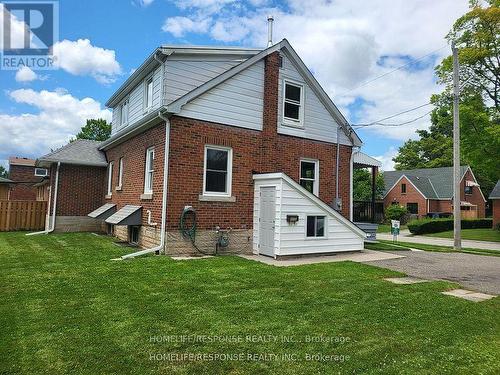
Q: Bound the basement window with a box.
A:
[203,145,232,197]
[129,226,140,245]
[300,159,319,196]
[306,216,325,238]
[144,147,155,194]
[283,80,304,127]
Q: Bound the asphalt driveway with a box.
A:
[364,250,500,295]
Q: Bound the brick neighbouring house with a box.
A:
[39,39,370,257]
[8,157,47,200]
[383,166,487,219]
[489,181,500,228]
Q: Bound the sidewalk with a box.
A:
[377,230,500,251]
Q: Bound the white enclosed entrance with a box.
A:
[258,187,276,257]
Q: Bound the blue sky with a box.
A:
[0,0,469,170]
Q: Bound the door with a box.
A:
[259,187,276,257]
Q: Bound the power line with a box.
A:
[352,109,433,128]
[352,102,433,127]
[337,45,448,97]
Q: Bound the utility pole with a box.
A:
[452,42,461,250]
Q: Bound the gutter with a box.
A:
[120,111,170,259]
[26,162,60,236]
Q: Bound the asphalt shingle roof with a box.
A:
[38,139,107,167]
[383,166,469,199]
[489,180,500,199]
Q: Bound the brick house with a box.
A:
[383,166,487,219]
[8,157,47,200]
[38,39,369,257]
[490,180,500,228]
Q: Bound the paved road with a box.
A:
[377,231,500,251]
[365,250,500,295]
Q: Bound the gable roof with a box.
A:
[383,166,471,199]
[38,139,108,167]
[490,180,500,199]
[9,157,36,167]
[100,39,361,150]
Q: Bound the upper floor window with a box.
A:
[117,157,124,188]
[107,162,113,196]
[145,77,153,110]
[401,183,406,194]
[464,186,473,195]
[34,168,48,177]
[300,159,319,196]
[144,147,155,194]
[283,80,304,127]
[203,145,232,197]
[120,99,129,126]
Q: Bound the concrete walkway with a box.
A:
[239,250,404,267]
[377,230,500,251]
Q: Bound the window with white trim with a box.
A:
[283,80,304,126]
[306,216,325,238]
[117,157,123,188]
[34,168,48,177]
[120,99,129,126]
[300,159,319,196]
[144,147,155,194]
[203,145,232,196]
[107,162,113,196]
[145,77,153,110]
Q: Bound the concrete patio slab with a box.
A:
[384,277,429,284]
[239,250,405,267]
[442,289,496,302]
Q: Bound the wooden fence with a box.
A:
[0,201,47,231]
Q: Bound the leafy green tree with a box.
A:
[0,165,8,179]
[353,169,385,201]
[74,119,111,142]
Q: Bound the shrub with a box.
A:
[407,218,493,235]
[385,205,409,224]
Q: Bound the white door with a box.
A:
[259,187,276,257]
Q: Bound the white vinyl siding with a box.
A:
[277,52,352,145]
[253,174,364,256]
[144,147,154,194]
[179,60,264,131]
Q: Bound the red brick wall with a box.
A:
[105,124,166,225]
[9,165,41,200]
[460,169,486,218]
[383,176,427,218]
[428,199,452,213]
[49,164,107,216]
[492,200,500,228]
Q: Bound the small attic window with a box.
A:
[283,79,304,127]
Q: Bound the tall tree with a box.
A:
[0,166,8,179]
[74,119,111,142]
[353,169,385,201]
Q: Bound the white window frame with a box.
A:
[117,157,123,189]
[144,147,155,194]
[299,158,319,196]
[34,168,48,177]
[305,215,327,239]
[144,76,154,112]
[282,78,304,127]
[107,162,113,196]
[120,98,129,126]
[202,145,233,197]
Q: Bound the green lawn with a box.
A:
[1,232,499,374]
[425,228,500,242]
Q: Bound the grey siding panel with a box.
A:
[277,52,352,146]
[178,60,264,131]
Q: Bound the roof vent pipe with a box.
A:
[267,15,274,47]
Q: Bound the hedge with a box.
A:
[407,218,493,235]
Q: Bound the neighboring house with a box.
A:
[38,39,369,257]
[8,157,47,200]
[383,166,486,219]
[36,140,108,232]
[489,180,500,228]
[0,177,14,200]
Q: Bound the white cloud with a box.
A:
[137,0,155,6]
[374,147,398,172]
[15,67,38,82]
[162,16,211,37]
[52,39,121,84]
[0,89,112,160]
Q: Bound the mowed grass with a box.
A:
[425,228,500,242]
[1,232,499,374]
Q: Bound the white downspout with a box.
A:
[335,125,341,209]
[27,161,60,235]
[349,147,359,221]
[121,114,170,259]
